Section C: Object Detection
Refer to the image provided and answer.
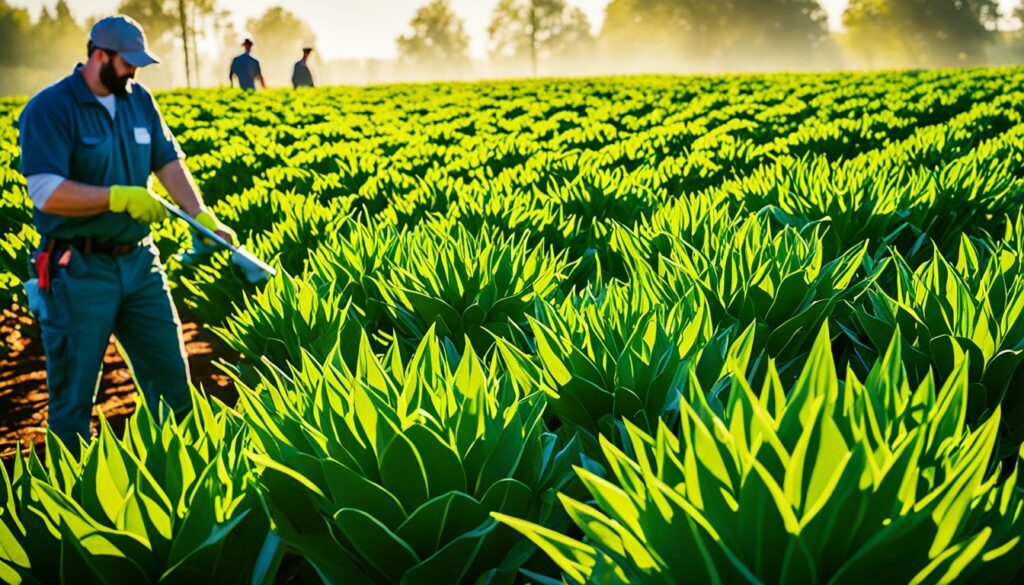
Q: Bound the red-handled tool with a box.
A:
[35,240,57,291]
[36,251,51,291]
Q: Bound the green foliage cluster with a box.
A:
[3,69,1024,582]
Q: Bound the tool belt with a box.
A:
[32,236,150,291]
[54,236,149,257]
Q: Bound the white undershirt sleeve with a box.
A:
[26,174,66,210]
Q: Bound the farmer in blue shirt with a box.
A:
[18,15,236,455]
[229,38,266,91]
[292,47,315,89]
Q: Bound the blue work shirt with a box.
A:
[292,61,313,88]
[18,65,184,244]
[230,53,262,90]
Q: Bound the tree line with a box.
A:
[0,0,314,95]
[2,0,1024,95]
[410,0,1024,75]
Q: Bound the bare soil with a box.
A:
[0,305,237,463]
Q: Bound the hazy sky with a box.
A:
[9,0,1018,60]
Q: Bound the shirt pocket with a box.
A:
[70,133,112,181]
[129,125,153,174]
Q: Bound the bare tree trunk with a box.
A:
[529,0,538,77]
[178,0,192,88]
[191,2,201,86]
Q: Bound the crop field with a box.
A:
[2,69,1024,583]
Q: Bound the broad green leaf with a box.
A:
[334,508,419,582]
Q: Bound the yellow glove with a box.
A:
[109,185,167,224]
[195,209,236,247]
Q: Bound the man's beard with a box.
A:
[100,60,133,97]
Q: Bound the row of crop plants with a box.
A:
[1,70,1023,582]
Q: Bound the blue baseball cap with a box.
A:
[90,15,160,67]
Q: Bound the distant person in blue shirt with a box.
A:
[229,38,265,91]
[292,47,314,89]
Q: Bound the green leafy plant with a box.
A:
[852,236,1024,457]
[653,215,875,366]
[0,394,275,584]
[241,331,582,584]
[497,282,712,457]
[375,226,571,353]
[217,272,362,374]
[497,326,1024,584]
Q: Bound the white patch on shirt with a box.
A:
[134,127,152,145]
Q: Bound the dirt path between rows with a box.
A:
[0,305,238,463]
